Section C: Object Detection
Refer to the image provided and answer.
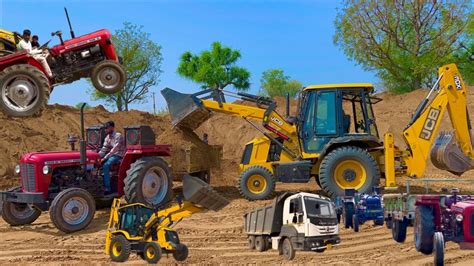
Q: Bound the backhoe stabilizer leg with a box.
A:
[384,133,398,189]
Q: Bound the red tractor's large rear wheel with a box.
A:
[0,64,50,117]
[124,157,173,206]
[91,60,126,95]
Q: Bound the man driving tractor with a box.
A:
[16,29,53,77]
[99,121,125,194]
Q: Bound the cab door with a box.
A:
[299,90,339,154]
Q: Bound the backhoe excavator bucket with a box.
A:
[161,88,211,130]
[430,132,474,175]
[182,175,229,211]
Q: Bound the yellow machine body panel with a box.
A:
[0,29,17,51]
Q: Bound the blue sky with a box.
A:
[0,0,376,112]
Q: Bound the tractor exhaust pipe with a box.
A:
[64,7,75,39]
[80,103,87,172]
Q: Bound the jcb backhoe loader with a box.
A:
[105,175,229,263]
[0,29,18,56]
[162,63,473,200]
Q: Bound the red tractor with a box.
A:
[0,8,125,117]
[0,105,173,233]
[414,188,474,265]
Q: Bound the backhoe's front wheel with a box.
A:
[319,146,380,198]
[238,166,275,201]
[109,235,131,262]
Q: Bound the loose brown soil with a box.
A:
[1,88,474,264]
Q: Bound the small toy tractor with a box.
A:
[414,188,474,266]
[105,175,229,263]
[342,187,384,232]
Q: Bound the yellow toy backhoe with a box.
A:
[0,29,18,56]
[105,175,229,263]
[162,63,473,200]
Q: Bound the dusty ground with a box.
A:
[1,87,474,264]
[1,183,474,265]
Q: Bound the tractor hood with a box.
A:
[20,150,100,165]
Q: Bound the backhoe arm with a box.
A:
[387,63,474,181]
[144,201,204,231]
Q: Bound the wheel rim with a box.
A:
[1,74,39,112]
[97,66,121,91]
[334,160,367,190]
[146,246,155,259]
[246,175,267,194]
[9,203,36,219]
[112,241,122,257]
[142,167,169,205]
[61,196,90,225]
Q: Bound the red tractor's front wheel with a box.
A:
[91,60,126,95]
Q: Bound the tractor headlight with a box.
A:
[456,214,464,222]
[14,165,21,175]
[42,165,51,175]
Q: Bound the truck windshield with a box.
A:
[304,197,335,218]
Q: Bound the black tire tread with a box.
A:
[91,60,126,95]
[109,235,131,262]
[238,165,276,201]
[415,205,435,255]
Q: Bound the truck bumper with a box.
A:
[304,235,341,251]
[0,191,47,210]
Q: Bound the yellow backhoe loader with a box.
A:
[0,29,18,56]
[162,63,473,200]
[105,175,229,263]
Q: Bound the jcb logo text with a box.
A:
[420,108,440,140]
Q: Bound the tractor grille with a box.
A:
[20,164,37,192]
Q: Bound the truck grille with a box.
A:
[20,164,36,192]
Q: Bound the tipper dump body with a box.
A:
[244,193,287,235]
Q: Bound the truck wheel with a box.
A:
[0,64,50,117]
[248,235,256,249]
[343,203,354,229]
[91,60,126,95]
[392,219,407,243]
[109,235,131,262]
[49,188,96,233]
[385,217,393,229]
[124,157,173,206]
[1,201,41,226]
[433,232,445,266]
[173,244,189,262]
[281,238,295,260]
[414,205,435,255]
[255,236,266,252]
[352,214,360,232]
[319,146,380,198]
[143,242,162,264]
[238,166,275,201]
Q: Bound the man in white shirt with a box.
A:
[17,29,53,77]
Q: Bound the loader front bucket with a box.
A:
[430,132,474,175]
[161,88,211,130]
[182,175,229,211]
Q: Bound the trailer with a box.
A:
[243,192,340,260]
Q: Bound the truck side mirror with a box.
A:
[297,213,304,224]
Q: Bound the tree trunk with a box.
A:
[116,94,124,111]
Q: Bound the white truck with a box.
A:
[243,192,340,260]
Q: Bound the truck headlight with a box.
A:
[456,214,463,222]
[42,165,51,175]
[14,165,21,175]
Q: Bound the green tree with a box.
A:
[177,42,250,91]
[260,69,302,97]
[75,102,91,109]
[91,22,163,111]
[334,0,472,93]
[453,13,474,84]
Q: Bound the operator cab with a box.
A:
[297,84,381,153]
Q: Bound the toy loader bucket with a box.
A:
[161,88,211,130]
[431,131,474,175]
[182,175,229,211]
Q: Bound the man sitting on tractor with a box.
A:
[16,29,53,77]
[99,121,125,194]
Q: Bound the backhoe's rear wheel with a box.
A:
[49,188,96,233]
[1,201,41,226]
[124,157,173,206]
[109,235,131,262]
[414,205,435,255]
[319,146,380,198]
[91,60,126,95]
[143,242,162,264]
[0,64,50,117]
[238,166,275,201]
